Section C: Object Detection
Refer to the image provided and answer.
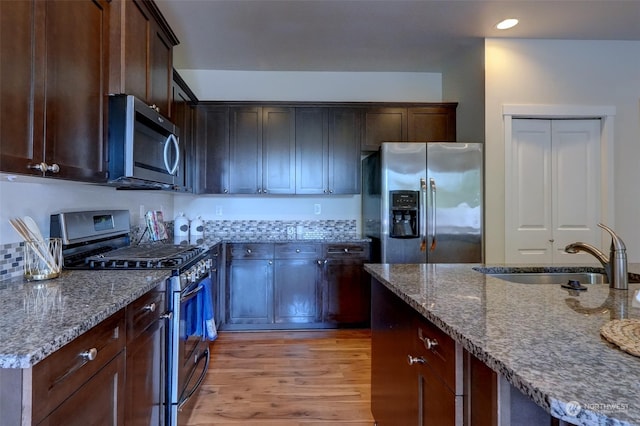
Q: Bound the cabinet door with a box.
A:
[171,77,195,191]
[362,107,407,151]
[0,0,41,175]
[148,20,173,116]
[114,0,176,116]
[274,258,322,324]
[125,287,166,426]
[125,318,165,425]
[262,107,295,194]
[45,0,109,182]
[323,255,370,326]
[408,106,457,142]
[38,352,125,426]
[119,0,149,102]
[328,108,361,194]
[465,350,498,426]
[196,106,229,194]
[418,363,456,426]
[295,107,329,194]
[227,259,273,324]
[371,279,418,425]
[229,107,262,194]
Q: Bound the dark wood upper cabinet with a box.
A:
[229,106,262,194]
[194,102,456,195]
[362,107,408,151]
[171,72,198,191]
[0,0,40,174]
[0,0,109,182]
[328,108,361,194]
[295,107,361,195]
[295,107,329,194]
[109,0,178,116]
[196,106,230,194]
[362,104,457,151]
[262,107,296,194]
[408,106,457,142]
[227,106,295,195]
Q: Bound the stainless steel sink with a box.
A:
[486,272,608,285]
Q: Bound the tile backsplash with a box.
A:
[0,220,358,281]
[0,242,24,281]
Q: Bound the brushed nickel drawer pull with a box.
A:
[418,328,439,351]
[407,355,426,365]
[52,347,99,386]
[143,302,156,313]
[80,347,98,361]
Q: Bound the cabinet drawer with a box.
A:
[32,310,126,424]
[227,243,274,260]
[127,285,166,342]
[323,243,370,259]
[414,316,457,392]
[275,242,321,259]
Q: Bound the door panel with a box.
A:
[507,119,553,263]
[552,119,601,261]
[506,118,601,263]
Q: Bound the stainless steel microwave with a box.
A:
[107,95,186,191]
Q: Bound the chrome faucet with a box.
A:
[564,223,628,290]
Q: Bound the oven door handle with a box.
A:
[180,283,203,303]
[177,348,210,411]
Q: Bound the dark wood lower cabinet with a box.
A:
[223,242,370,330]
[38,352,125,426]
[125,286,167,425]
[372,278,462,425]
[322,244,371,327]
[371,277,564,426]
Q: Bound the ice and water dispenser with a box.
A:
[389,190,419,238]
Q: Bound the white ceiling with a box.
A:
[155,0,640,72]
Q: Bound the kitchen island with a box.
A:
[365,263,640,426]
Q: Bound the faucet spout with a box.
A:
[564,242,608,265]
[564,223,628,290]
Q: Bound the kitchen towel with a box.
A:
[185,277,217,341]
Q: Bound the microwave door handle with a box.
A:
[164,133,180,175]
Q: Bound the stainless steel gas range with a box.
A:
[51,209,215,426]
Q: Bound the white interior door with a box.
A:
[505,118,601,264]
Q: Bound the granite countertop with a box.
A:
[364,263,640,426]
[0,269,169,369]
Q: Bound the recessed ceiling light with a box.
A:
[496,18,519,30]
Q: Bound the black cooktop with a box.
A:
[82,244,205,270]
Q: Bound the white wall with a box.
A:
[442,39,485,143]
[176,70,442,102]
[0,174,173,245]
[484,39,640,262]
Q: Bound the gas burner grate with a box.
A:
[83,244,205,270]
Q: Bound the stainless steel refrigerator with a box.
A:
[362,142,483,263]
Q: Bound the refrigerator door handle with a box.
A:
[429,178,437,251]
[420,178,427,252]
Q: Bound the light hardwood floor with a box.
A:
[185,329,375,426]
